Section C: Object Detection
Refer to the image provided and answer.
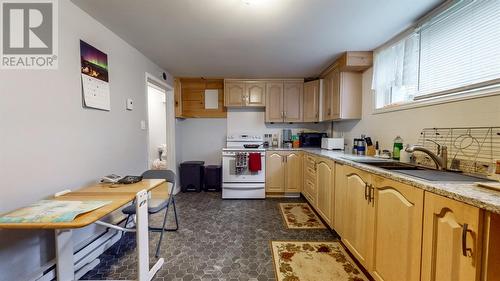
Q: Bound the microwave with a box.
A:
[321,138,345,150]
[299,133,327,148]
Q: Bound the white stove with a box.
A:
[222,134,266,199]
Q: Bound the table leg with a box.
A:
[135,190,164,281]
[55,229,75,281]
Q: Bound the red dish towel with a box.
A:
[248,152,262,172]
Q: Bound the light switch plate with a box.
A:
[140,120,147,130]
[126,98,134,110]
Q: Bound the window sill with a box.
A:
[373,84,500,115]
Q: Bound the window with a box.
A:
[373,0,500,109]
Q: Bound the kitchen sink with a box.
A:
[355,161,424,170]
[352,159,489,182]
[391,169,488,182]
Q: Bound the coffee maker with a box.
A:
[282,129,292,148]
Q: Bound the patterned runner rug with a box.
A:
[279,203,326,229]
[270,241,368,281]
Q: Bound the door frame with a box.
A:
[144,73,176,178]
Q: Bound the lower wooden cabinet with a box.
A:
[302,154,317,205]
[265,151,285,192]
[342,166,375,269]
[295,153,495,281]
[265,151,302,194]
[371,176,424,281]
[333,163,347,237]
[315,158,334,227]
[421,192,483,281]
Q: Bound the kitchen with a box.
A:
[1,1,500,281]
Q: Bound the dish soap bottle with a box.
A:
[393,136,404,160]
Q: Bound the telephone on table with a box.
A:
[101,174,143,184]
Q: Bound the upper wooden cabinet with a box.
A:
[337,51,373,72]
[283,82,303,122]
[224,80,266,107]
[421,193,483,281]
[175,78,226,118]
[303,80,321,122]
[224,82,246,107]
[245,82,266,107]
[321,67,362,121]
[265,82,284,122]
[265,80,304,123]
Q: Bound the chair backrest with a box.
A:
[141,170,176,196]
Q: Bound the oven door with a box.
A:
[222,151,265,183]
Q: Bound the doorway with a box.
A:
[145,74,175,176]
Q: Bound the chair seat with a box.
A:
[122,199,169,215]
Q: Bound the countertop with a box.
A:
[266,147,500,214]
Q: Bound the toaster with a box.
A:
[321,138,345,150]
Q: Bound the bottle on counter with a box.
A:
[393,136,404,160]
[400,144,411,163]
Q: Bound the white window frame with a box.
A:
[372,0,500,114]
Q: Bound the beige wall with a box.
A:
[334,68,500,152]
[227,108,331,137]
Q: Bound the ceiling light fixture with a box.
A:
[242,0,264,5]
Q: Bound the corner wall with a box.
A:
[333,68,500,151]
[0,1,172,280]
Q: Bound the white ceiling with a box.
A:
[72,0,441,78]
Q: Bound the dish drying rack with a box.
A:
[416,127,500,175]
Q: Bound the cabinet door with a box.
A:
[225,82,245,107]
[342,166,375,269]
[283,81,303,122]
[245,82,266,107]
[265,152,285,192]
[265,82,284,122]
[421,193,483,281]
[316,158,334,226]
[333,163,346,237]
[371,176,424,281]
[322,72,333,120]
[331,68,341,119]
[303,80,320,122]
[284,152,302,193]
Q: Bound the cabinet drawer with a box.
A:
[305,166,316,178]
[304,172,316,185]
[304,178,316,204]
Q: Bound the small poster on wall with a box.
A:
[80,40,110,111]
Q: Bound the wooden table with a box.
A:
[0,179,166,281]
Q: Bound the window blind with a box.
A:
[417,0,500,98]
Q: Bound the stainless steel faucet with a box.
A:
[405,139,448,171]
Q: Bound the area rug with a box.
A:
[270,241,368,281]
[279,203,326,229]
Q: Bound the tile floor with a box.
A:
[82,192,337,281]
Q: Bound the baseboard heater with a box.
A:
[28,228,123,281]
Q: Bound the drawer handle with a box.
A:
[462,223,471,257]
[369,185,375,206]
[364,183,369,201]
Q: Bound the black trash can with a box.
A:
[204,165,222,191]
[180,161,205,192]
